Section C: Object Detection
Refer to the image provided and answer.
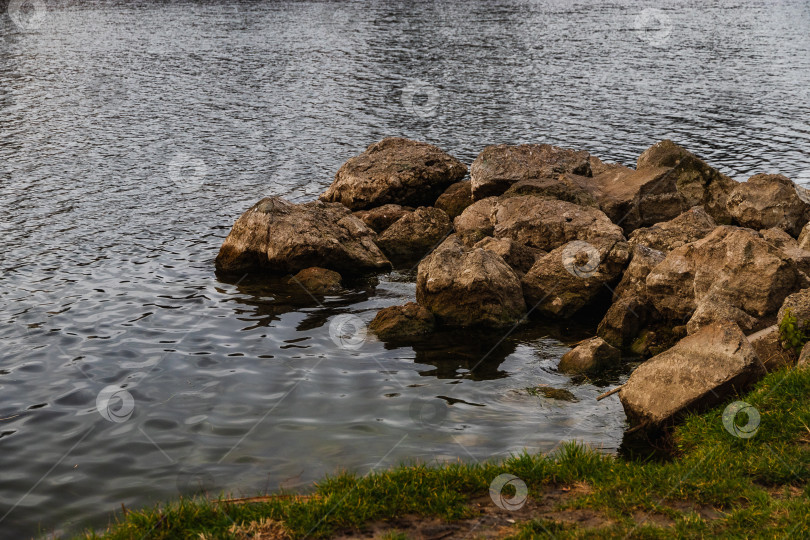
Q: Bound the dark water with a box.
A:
[1,0,809,537]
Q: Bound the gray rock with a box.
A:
[619,321,767,428]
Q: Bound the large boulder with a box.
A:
[597,296,646,349]
[416,236,526,327]
[747,325,795,372]
[469,144,591,200]
[215,197,391,275]
[376,207,452,264]
[635,139,738,224]
[612,244,666,301]
[434,180,473,219]
[726,174,810,237]
[645,226,802,324]
[454,195,625,252]
[521,237,631,317]
[558,337,620,374]
[759,227,810,277]
[619,322,767,428]
[353,204,413,233]
[502,173,600,208]
[473,236,543,276]
[320,138,467,210]
[369,302,435,341]
[628,206,717,252]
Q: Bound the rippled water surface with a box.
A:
[2,0,810,536]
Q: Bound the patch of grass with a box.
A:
[79,368,810,539]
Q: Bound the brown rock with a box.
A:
[353,204,413,233]
[597,296,646,349]
[747,325,795,372]
[521,238,631,318]
[215,197,391,275]
[589,155,627,177]
[628,206,717,252]
[646,226,801,323]
[799,341,810,368]
[726,174,810,237]
[320,137,467,210]
[473,236,543,276]
[502,173,600,208]
[559,337,620,374]
[686,296,761,335]
[636,139,738,224]
[619,322,767,428]
[288,267,342,294]
[453,197,499,245]
[434,180,473,219]
[369,302,435,340]
[612,244,666,301]
[416,236,526,327]
[376,207,452,264]
[760,227,810,278]
[798,222,810,250]
[777,289,810,330]
[470,144,591,200]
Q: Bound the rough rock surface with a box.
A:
[470,144,591,200]
[454,195,625,252]
[320,137,467,210]
[434,180,473,219]
[612,244,666,301]
[798,222,810,251]
[416,236,526,327]
[597,296,646,349]
[521,238,631,317]
[686,295,761,335]
[759,227,810,277]
[777,289,810,330]
[215,197,391,274]
[799,341,810,368]
[726,174,810,237]
[747,325,795,372]
[558,337,620,373]
[353,204,413,233]
[629,207,717,252]
[646,226,802,323]
[376,207,452,264]
[619,322,767,428]
[288,267,342,294]
[369,302,435,340]
[502,173,600,208]
[473,236,543,276]
[635,139,738,224]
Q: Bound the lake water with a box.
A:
[1,0,809,537]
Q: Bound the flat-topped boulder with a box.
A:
[646,226,802,324]
[454,195,625,252]
[376,207,452,264]
[726,174,810,237]
[320,137,467,210]
[470,143,591,200]
[215,196,391,275]
[629,206,717,252]
[619,321,766,428]
[416,235,526,327]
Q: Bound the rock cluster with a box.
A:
[217,136,810,433]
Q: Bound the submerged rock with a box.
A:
[619,321,766,429]
[215,196,391,275]
[434,180,473,219]
[376,207,452,264]
[416,235,526,327]
[726,174,810,237]
[558,337,620,374]
[369,302,435,340]
[628,206,717,252]
[320,137,467,210]
[353,204,413,233]
[288,267,342,294]
[526,386,579,402]
[470,143,591,200]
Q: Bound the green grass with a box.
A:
[79,367,810,539]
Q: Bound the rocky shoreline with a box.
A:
[215,137,810,435]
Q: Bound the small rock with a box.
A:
[215,196,391,275]
[369,302,435,340]
[628,206,717,252]
[376,207,452,264]
[619,321,767,428]
[726,174,810,237]
[777,289,810,330]
[434,180,473,219]
[597,296,646,349]
[558,337,620,374]
[353,204,413,233]
[288,267,342,294]
[320,137,467,210]
[416,235,526,327]
[747,325,795,372]
[470,143,591,200]
[526,386,579,402]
